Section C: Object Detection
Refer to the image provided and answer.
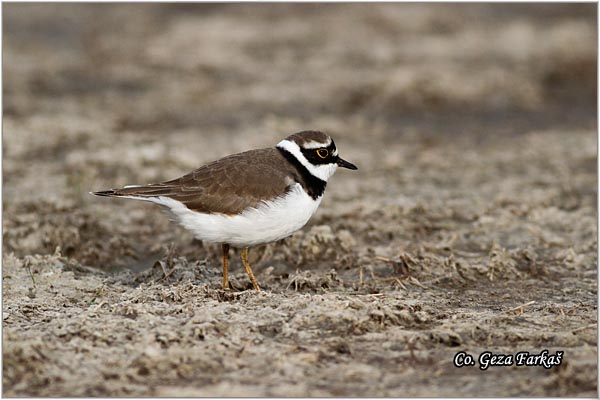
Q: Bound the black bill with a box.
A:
[337,157,358,170]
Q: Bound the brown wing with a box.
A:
[94,148,297,215]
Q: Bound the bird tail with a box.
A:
[90,184,174,201]
[92,189,122,197]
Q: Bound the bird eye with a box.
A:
[316,149,329,158]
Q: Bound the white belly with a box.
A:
[151,183,322,247]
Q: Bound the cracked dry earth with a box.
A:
[2,3,598,397]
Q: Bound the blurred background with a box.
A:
[3,4,597,397]
[4,4,596,141]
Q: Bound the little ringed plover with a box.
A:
[93,130,357,290]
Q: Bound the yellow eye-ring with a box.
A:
[316,149,329,159]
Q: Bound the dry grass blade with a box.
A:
[571,323,597,334]
[24,257,36,287]
[375,253,415,277]
[359,265,364,287]
[408,276,427,289]
[505,301,536,315]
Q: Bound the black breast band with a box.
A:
[277,147,327,200]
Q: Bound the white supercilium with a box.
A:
[300,137,332,149]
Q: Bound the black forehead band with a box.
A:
[319,140,336,153]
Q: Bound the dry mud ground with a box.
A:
[2,3,598,397]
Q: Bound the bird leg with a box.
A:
[222,243,230,290]
[240,247,261,291]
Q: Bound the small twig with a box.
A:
[572,323,597,334]
[153,258,179,283]
[404,336,419,363]
[394,278,407,290]
[408,276,427,289]
[375,253,413,277]
[505,301,536,314]
[359,266,364,287]
[366,265,377,280]
[163,266,177,281]
[156,265,177,283]
[159,261,169,278]
[24,257,36,287]
[93,300,108,311]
